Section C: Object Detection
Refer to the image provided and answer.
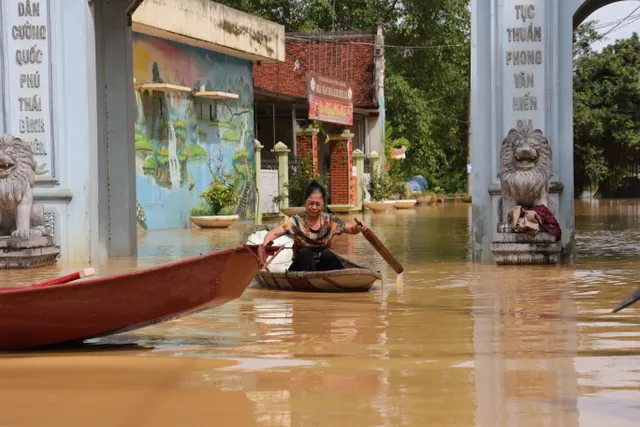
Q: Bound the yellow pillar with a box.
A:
[254,140,264,225]
[272,141,290,210]
[353,149,366,211]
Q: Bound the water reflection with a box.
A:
[0,199,639,426]
[472,269,580,426]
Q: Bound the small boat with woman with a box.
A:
[250,231,382,292]
[249,181,401,293]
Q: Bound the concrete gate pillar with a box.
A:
[0,0,138,263]
[254,139,264,225]
[352,149,366,211]
[471,0,580,263]
[272,141,290,210]
[93,0,138,259]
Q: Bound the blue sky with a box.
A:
[585,1,640,51]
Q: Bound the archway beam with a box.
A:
[573,0,624,29]
[127,0,145,25]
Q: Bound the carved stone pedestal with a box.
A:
[491,232,561,265]
[0,236,61,269]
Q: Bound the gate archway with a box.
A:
[470,0,629,263]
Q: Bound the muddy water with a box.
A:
[1,200,639,427]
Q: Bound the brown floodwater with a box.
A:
[1,199,639,427]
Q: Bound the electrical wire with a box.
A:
[591,12,640,29]
[592,5,640,44]
[609,14,640,32]
[285,34,466,50]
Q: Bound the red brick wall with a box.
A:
[329,140,351,204]
[253,37,376,108]
[297,134,319,173]
[296,136,312,159]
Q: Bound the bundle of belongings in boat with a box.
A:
[506,205,561,241]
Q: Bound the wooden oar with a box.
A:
[31,268,96,288]
[612,286,640,313]
[354,218,404,274]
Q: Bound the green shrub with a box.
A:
[190,200,214,216]
[197,173,239,215]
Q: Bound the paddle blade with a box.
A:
[355,219,403,274]
[612,287,640,313]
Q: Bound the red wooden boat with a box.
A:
[0,244,271,351]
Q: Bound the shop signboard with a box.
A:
[307,71,353,126]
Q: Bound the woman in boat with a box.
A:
[262,180,367,272]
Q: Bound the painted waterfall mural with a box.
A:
[132,33,255,230]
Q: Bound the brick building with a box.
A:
[252,24,385,206]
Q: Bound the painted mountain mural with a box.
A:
[132,32,255,230]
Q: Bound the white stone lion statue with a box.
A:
[498,126,552,232]
[0,134,47,238]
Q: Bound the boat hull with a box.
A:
[0,245,263,351]
[254,256,381,293]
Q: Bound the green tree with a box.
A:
[573,22,640,196]
[384,121,410,179]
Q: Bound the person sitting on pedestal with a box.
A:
[262,180,367,272]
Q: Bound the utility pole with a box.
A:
[466,56,472,196]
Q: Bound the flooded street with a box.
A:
[1,200,639,426]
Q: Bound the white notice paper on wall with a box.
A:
[261,169,279,214]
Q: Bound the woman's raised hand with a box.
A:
[351,219,368,234]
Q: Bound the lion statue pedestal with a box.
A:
[490,127,561,265]
[491,232,561,265]
[0,134,60,269]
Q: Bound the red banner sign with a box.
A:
[308,72,353,125]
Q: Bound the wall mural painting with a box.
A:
[132,32,255,230]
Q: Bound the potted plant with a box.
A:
[389,178,417,209]
[364,169,395,212]
[433,186,445,203]
[190,173,240,228]
[417,189,436,205]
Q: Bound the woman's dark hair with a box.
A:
[304,180,326,205]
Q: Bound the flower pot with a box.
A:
[417,196,436,206]
[364,201,395,212]
[281,207,305,217]
[190,215,239,229]
[393,199,417,209]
